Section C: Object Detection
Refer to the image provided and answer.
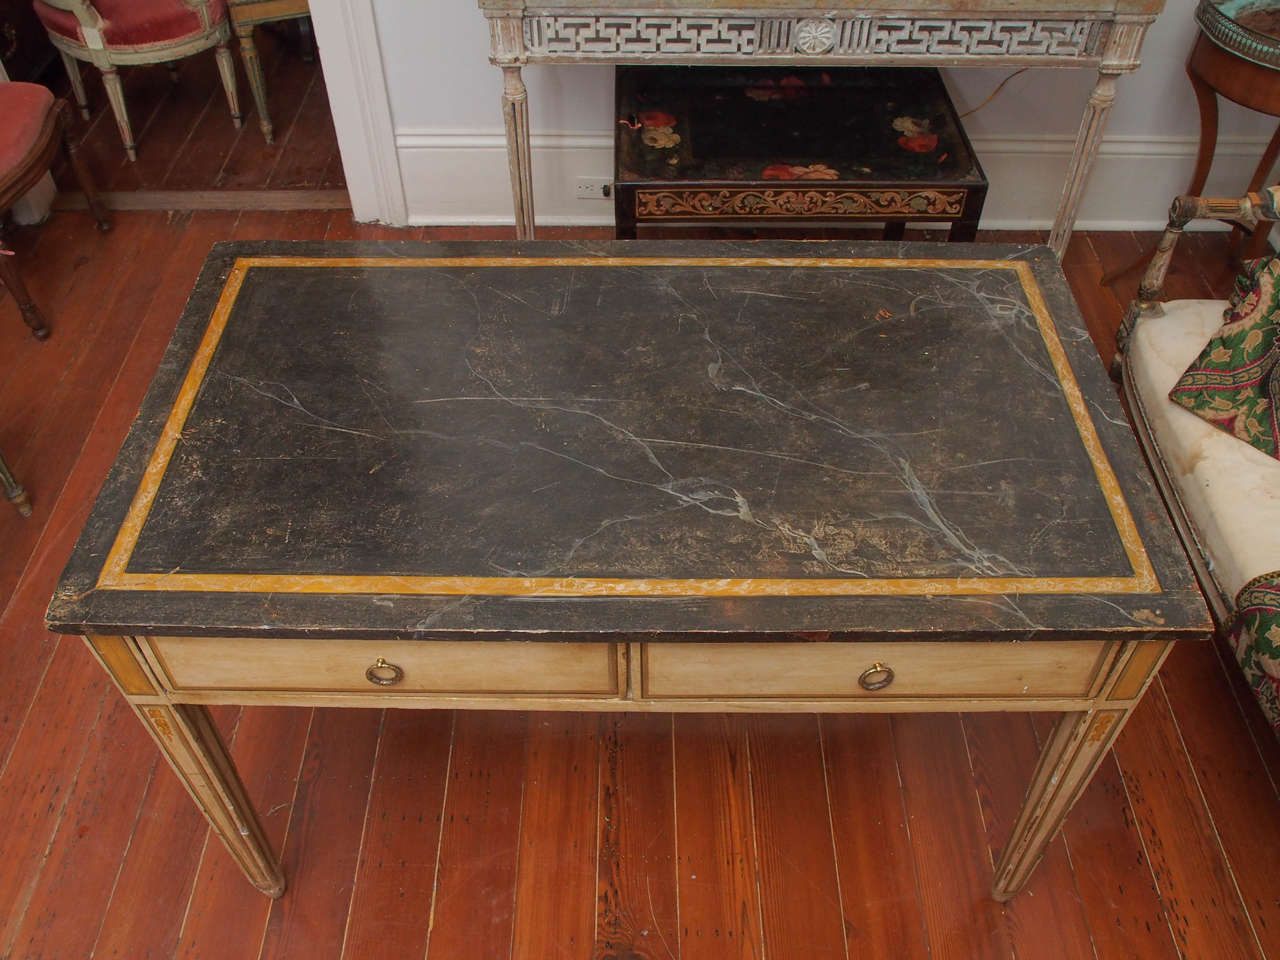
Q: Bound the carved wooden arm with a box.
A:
[1112,189,1280,379]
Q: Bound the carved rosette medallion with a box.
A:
[793,18,837,55]
[635,188,967,220]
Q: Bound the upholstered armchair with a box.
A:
[1117,188,1280,732]
[1,82,109,339]
[32,0,241,161]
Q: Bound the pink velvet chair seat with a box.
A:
[0,84,55,174]
[34,0,229,48]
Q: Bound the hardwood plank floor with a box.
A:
[342,710,453,960]
[426,711,527,960]
[511,714,602,960]
[672,715,764,960]
[594,713,680,960]
[0,215,1275,960]
[821,715,931,960]
[47,25,344,197]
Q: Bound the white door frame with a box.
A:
[307,0,407,224]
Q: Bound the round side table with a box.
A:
[1188,0,1280,258]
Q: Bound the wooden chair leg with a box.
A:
[0,450,32,518]
[215,43,244,128]
[0,249,50,340]
[60,50,90,120]
[237,23,274,143]
[56,103,110,232]
[100,66,137,162]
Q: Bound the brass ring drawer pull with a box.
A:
[858,662,895,691]
[365,657,404,686]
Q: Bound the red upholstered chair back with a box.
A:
[0,82,109,340]
[0,83,55,184]
[33,0,228,48]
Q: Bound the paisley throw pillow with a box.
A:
[1169,255,1280,459]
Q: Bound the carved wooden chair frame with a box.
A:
[37,0,241,161]
[1115,191,1280,379]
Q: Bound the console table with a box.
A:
[475,0,1167,256]
[47,240,1208,903]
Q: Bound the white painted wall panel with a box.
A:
[373,0,1280,227]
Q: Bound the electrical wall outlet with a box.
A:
[575,177,612,200]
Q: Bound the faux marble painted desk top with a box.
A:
[47,241,1207,641]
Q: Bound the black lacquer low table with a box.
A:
[46,241,1209,901]
[613,66,988,240]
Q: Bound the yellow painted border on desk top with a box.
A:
[97,255,1158,599]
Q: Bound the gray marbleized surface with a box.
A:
[47,241,1207,640]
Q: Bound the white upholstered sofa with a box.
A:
[1117,190,1280,730]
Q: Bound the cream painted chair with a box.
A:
[32,0,242,161]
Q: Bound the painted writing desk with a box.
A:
[475,0,1166,257]
[46,241,1209,901]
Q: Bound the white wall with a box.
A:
[371,0,1277,229]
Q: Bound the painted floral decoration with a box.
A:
[892,116,927,136]
[790,164,839,180]
[638,110,676,129]
[761,163,840,180]
[636,109,681,150]
[642,127,682,148]
[892,115,938,154]
[898,134,939,153]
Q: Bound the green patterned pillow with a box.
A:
[1169,255,1280,459]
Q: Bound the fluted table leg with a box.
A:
[502,64,536,241]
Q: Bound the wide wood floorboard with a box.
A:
[510,713,603,960]
[821,714,932,960]
[424,710,527,960]
[896,713,1014,959]
[1,217,1276,959]
[672,714,765,960]
[594,713,680,960]
[341,709,453,960]
[745,715,847,960]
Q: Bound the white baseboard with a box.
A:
[396,129,1273,231]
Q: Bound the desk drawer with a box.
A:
[641,641,1113,700]
[149,637,621,696]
